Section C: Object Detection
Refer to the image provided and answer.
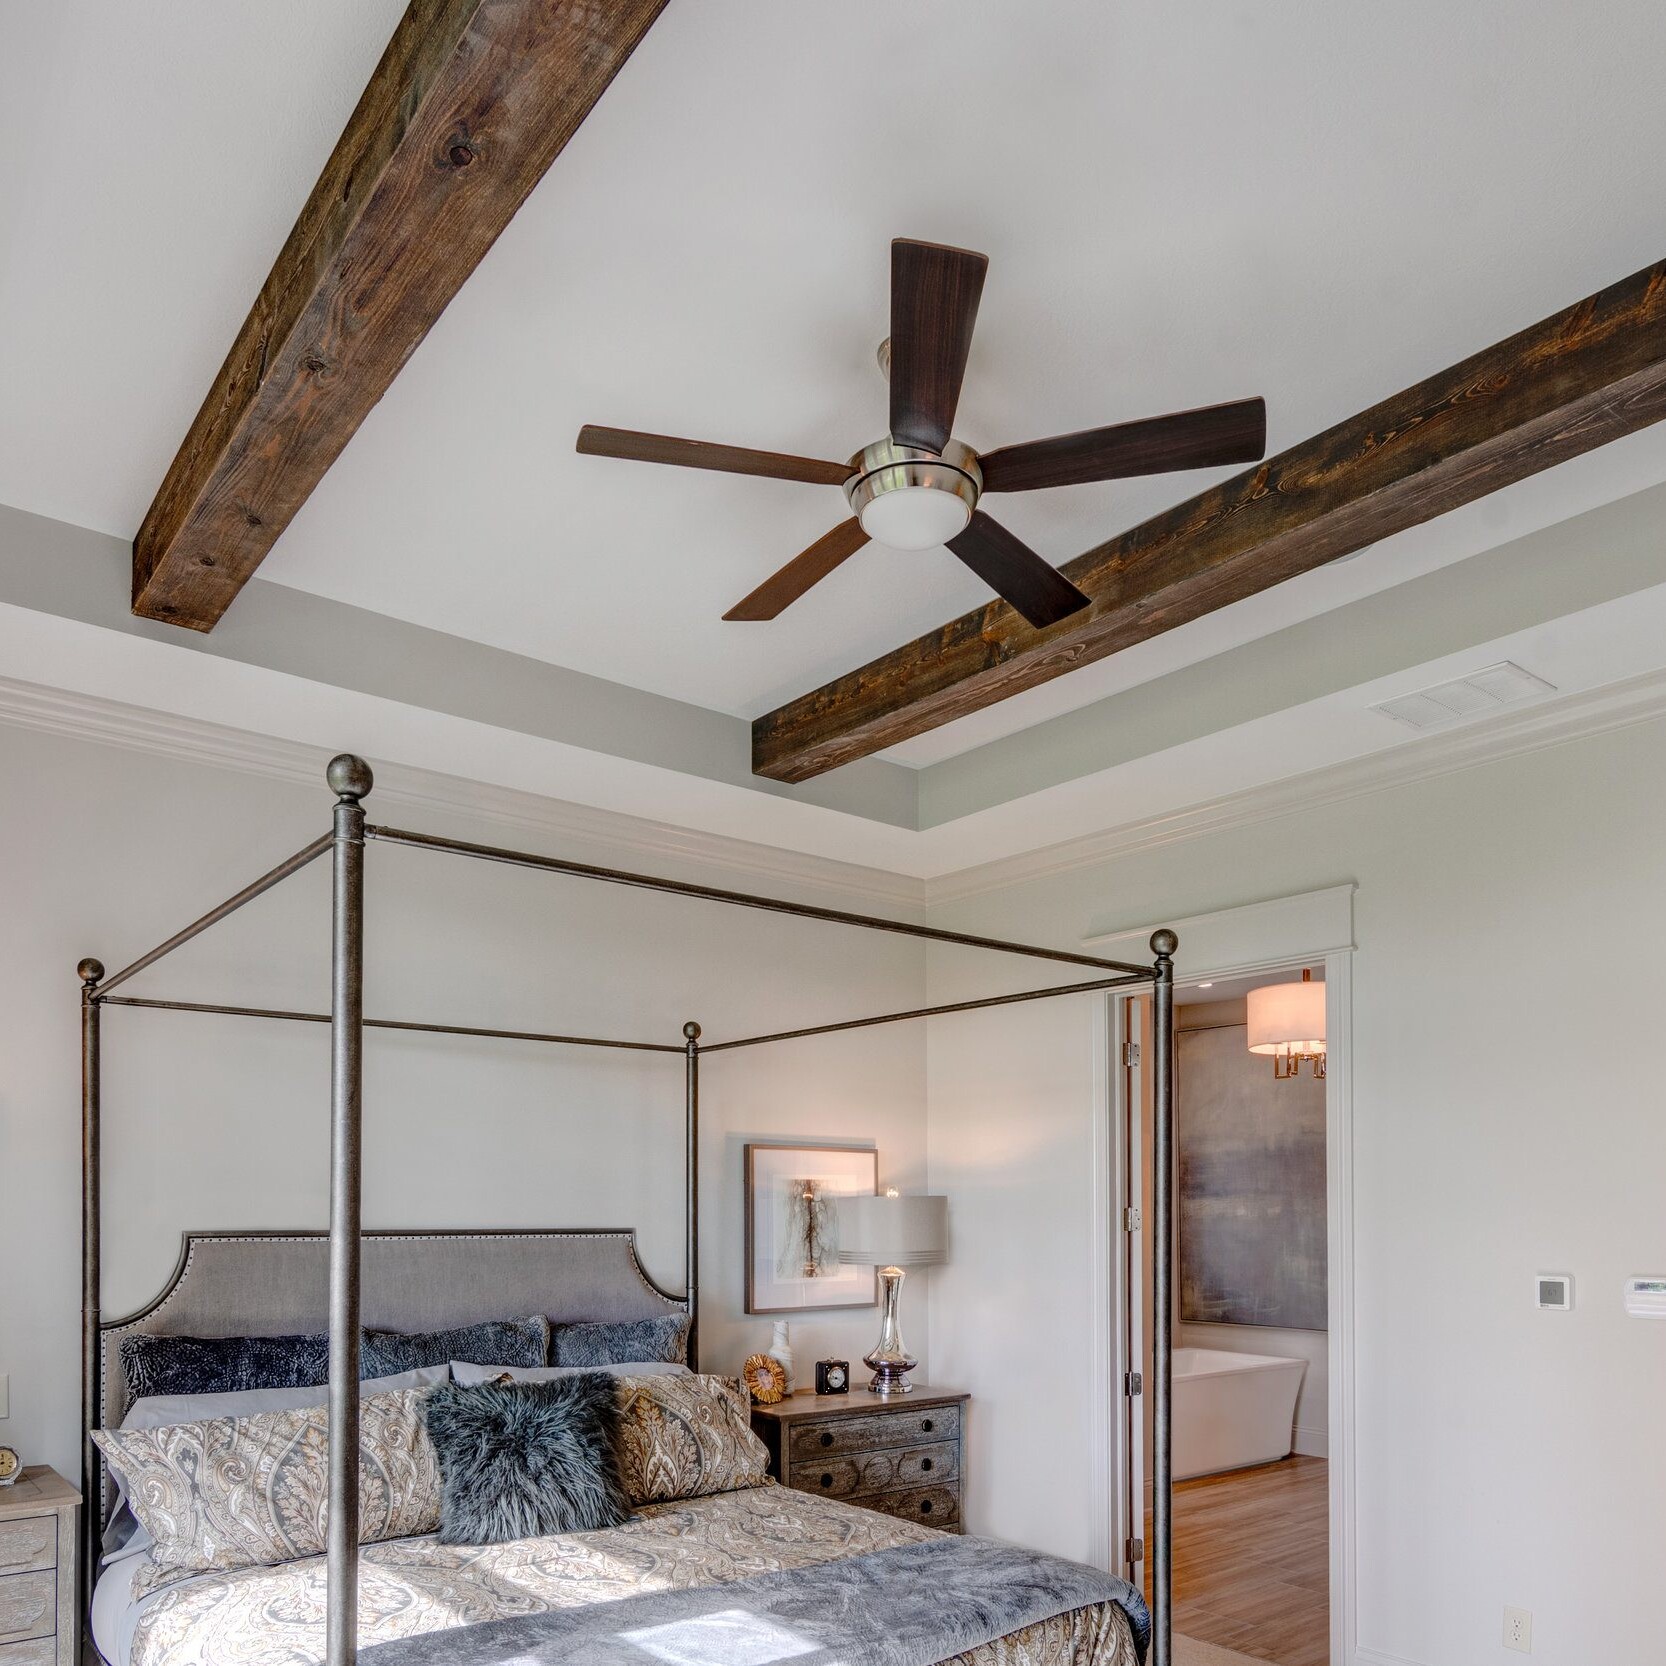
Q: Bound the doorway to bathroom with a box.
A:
[1121,966,1332,1666]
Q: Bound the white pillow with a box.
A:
[448,1359,689,1386]
[102,1364,451,1562]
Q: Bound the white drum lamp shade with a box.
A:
[836,1193,947,1267]
[1245,968,1326,1078]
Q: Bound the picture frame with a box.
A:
[744,1142,879,1314]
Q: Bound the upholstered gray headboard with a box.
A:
[98,1229,686,1530]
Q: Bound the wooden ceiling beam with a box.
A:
[752,257,1666,782]
[133,0,669,631]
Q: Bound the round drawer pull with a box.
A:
[921,1418,934,1432]
[920,1457,933,1472]
[820,1473,833,1488]
[919,1500,934,1515]
[820,1432,834,1447]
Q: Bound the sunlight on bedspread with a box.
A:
[127,1485,1136,1666]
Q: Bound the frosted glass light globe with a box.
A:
[858,484,973,550]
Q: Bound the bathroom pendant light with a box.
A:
[1246,968,1326,1080]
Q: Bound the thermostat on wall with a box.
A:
[1534,1273,1572,1310]
[1624,1276,1666,1318]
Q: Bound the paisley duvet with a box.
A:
[123,1484,1139,1666]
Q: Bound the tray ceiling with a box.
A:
[2,0,1665,869]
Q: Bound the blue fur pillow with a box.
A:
[420,1376,631,1543]
[550,1314,688,1368]
[361,1318,549,1377]
[120,1333,329,1402]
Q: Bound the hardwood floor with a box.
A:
[1146,1455,1329,1666]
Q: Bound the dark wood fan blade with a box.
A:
[724,519,871,621]
[946,511,1090,629]
[889,239,988,453]
[578,426,853,487]
[978,398,1268,493]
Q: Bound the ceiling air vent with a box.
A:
[1371,661,1556,732]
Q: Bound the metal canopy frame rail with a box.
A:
[78,755,1180,1666]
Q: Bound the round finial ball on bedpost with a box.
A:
[1150,928,1178,960]
[326,754,374,803]
[78,957,104,988]
[683,1021,702,1044]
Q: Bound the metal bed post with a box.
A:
[683,1022,701,1371]
[1149,928,1178,1666]
[78,955,104,1641]
[325,756,371,1666]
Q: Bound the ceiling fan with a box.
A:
[577,239,1267,629]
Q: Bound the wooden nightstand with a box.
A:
[750,1388,968,1533]
[0,1467,80,1666]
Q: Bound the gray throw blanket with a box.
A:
[361,1534,1150,1666]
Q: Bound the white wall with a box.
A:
[0,724,927,1482]
[926,715,1666,1666]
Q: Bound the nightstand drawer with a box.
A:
[0,1638,57,1666]
[0,1523,52,1579]
[0,1570,55,1645]
[858,1481,961,1532]
[791,1439,960,1501]
[788,1402,960,1462]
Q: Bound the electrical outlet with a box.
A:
[1503,1606,1532,1653]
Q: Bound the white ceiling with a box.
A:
[2,0,1665,874]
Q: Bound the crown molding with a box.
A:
[925,664,1666,903]
[0,675,925,912]
[7,659,1665,919]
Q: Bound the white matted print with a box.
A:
[744,1143,878,1314]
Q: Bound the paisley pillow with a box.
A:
[94,1387,440,1595]
[613,1373,770,1505]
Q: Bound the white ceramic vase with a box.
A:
[767,1320,794,1393]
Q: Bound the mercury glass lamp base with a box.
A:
[863,1265,918,1394]
[865,1363,917,1394]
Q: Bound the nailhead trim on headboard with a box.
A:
[96,1228,690,1532]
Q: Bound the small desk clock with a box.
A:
[0,1446,20,1486]
[815,1359,850,1395]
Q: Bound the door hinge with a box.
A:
[1124,1371,1143,1397]
[1121,1041,1141,1066]
[1125,1536,1145,1563]
[1122,1205,1142,1232]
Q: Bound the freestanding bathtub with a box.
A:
[1173,1346,1307,1479]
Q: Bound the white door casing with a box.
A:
[1088,885,1356,1666]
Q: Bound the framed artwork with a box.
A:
[1177,1023,1328,1330]
[744,1143,878,1314]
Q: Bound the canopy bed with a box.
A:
[78,756,1179,1666]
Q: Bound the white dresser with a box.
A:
[0,1469,79,1666]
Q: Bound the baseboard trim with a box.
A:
[1353,1648,1429,1666]
[1292,1425,1329,1458]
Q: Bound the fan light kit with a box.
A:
[845,438,980,550]
[579,238,1267,627]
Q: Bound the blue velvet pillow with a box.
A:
[550,1314,688,1368]
[119,1333,330,1402]
[420,1375,631,1544]
[361,1317,549,1377]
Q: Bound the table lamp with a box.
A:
[836,1189,947,1394]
